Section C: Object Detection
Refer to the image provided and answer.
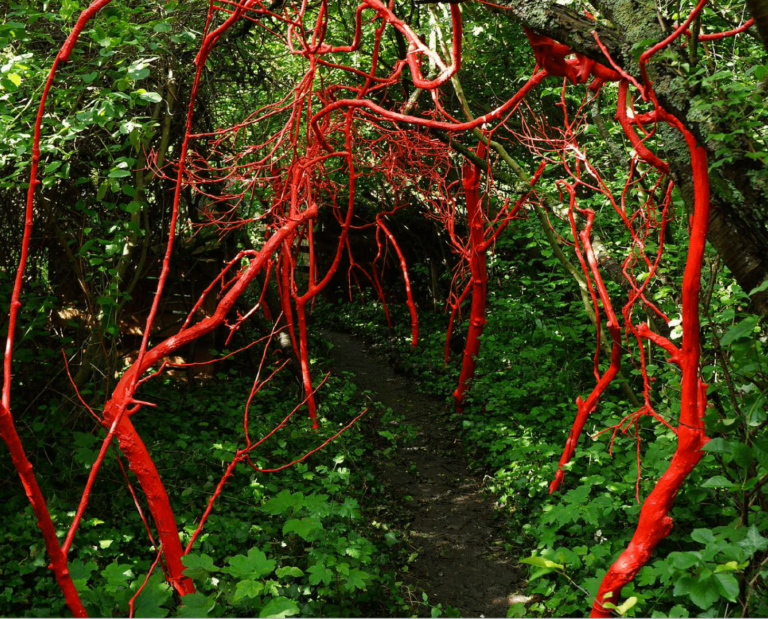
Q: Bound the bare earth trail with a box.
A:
[322,330,523,618]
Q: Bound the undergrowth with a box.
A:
[0,338,428,618]
[316,244,768,619]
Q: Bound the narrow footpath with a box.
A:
[323,330,523,618]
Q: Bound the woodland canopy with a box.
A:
[1,0,767,617]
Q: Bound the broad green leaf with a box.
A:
[138,91,163,103]
[752,440,768,470]
[738,526,768,556]
[701,475,733,489]
[44,161,61,174]
[123,201,142,214]
[69,559,97,583]
[108,169,131,179]
[226,548,275,579]
[702,438,732,453]
[176,592,213,618]
[527,567,556,583]
[668,605,690,618]
[260,490,304,515]
[688,575,720,609]
[669,552,700,570]
[344,569,370,591]
[720,316,759,346]
[275,566,304,578]
[233,579,264,602]
[714,561,739,573]
[691,529,714,545]
[519,556,564,570]
[283,518,322,541]
[132,572,172,618]
[181,553,219,581]
[128,63,150,80]
[102,562,134,590]
[748,280,768,297]
[259,597,300,618]
[307,563,333,586]
[714,572,739,602]
[732,443,754,469]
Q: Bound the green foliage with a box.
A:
[321,216,768,617]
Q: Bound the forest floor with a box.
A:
[323,330,524,618]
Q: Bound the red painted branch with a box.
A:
[550,185,623,493]
[591,119,711,618]
[63,209,313,596]
[377,220,418,348]
[453,148,488,413]
[0,3,115,616]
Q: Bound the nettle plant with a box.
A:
[1,0,766,617]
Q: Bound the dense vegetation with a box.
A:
[1,0,767,617]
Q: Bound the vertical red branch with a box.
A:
[550,184,624,493]
[0,3,116,616]
[377,219,419,348]
[453,147,487,412]
[591,127,711,619]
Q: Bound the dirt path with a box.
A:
[323,330,522,618]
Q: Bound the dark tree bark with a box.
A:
[491,0,768,314]
[747,0,768,51]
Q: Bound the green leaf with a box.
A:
[669,552,701,570]
[754,440,768,470]
[181,553,219,581]
[123,201,143,214]
[527,567,556,583]
[689,575,720,609]
[97,181,110,200]
[668,605,690,618]
[128,63,150,80]
[108,169,131,179]
[226,548,275,579]
[701,475,733,489]
[260,490,304,515]
[738,526,768,556]
[44,161,62,174]
[748,280,768,297]
[275,566,304,578]
[519,556,564,570]
[732,443,754,469]
[132,572,172,618]
[259,597,300,618]
[102,563,134,591]
[307,563,333,585]
[691,529,714,545]
[176,592,213,618]
[283,518,322,541]
[233,579,264,602]
[615,596,638,616]
[720,316,759,346]
[344,569,370,591]
[138,91,163,103]
[69,559,97,583]
[714,572,740,602]
[714,561,739,573]
[702,438,732,453]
